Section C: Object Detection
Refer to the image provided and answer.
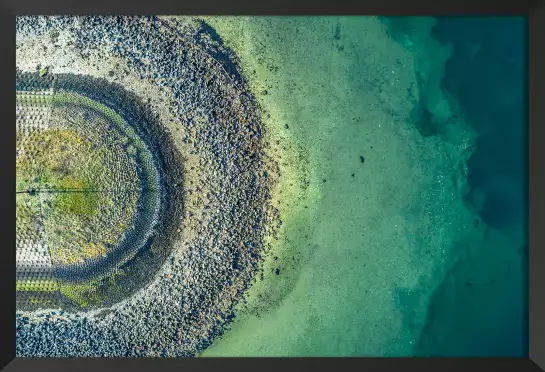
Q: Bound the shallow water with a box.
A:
[194,16,527,357]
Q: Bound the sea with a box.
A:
[199,16,528,357]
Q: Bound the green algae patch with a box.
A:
[54,187,100,217]
[58,280,102,308]
[17,279,58,292]
[16,193,43,241]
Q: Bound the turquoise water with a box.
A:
[406,16,528,357]
[198,16,527,357]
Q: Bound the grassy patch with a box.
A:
[58,280,103,308]
[17,279,58,292]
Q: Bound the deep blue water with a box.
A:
[385,16,528,357]
[434,17,527,234]
[430,17,527,357]
[433,17,527,357]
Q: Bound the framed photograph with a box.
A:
[2,0,543,371]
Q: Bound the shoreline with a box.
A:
[200,16,480,357]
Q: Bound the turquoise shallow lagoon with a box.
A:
[196,16,527,357]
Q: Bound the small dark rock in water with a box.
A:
[351,173,355,177]
[262,90,268,95]
[323,179,327,183]
[275,268,280,275]
[284,124,289,129]
[360,155,365,164]
[273,256,278,261]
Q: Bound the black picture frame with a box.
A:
[2,0,543,371]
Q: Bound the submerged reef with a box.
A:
[16,16,279,356]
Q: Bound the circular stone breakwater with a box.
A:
[16,71,183,310]
[16,16,279,356]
